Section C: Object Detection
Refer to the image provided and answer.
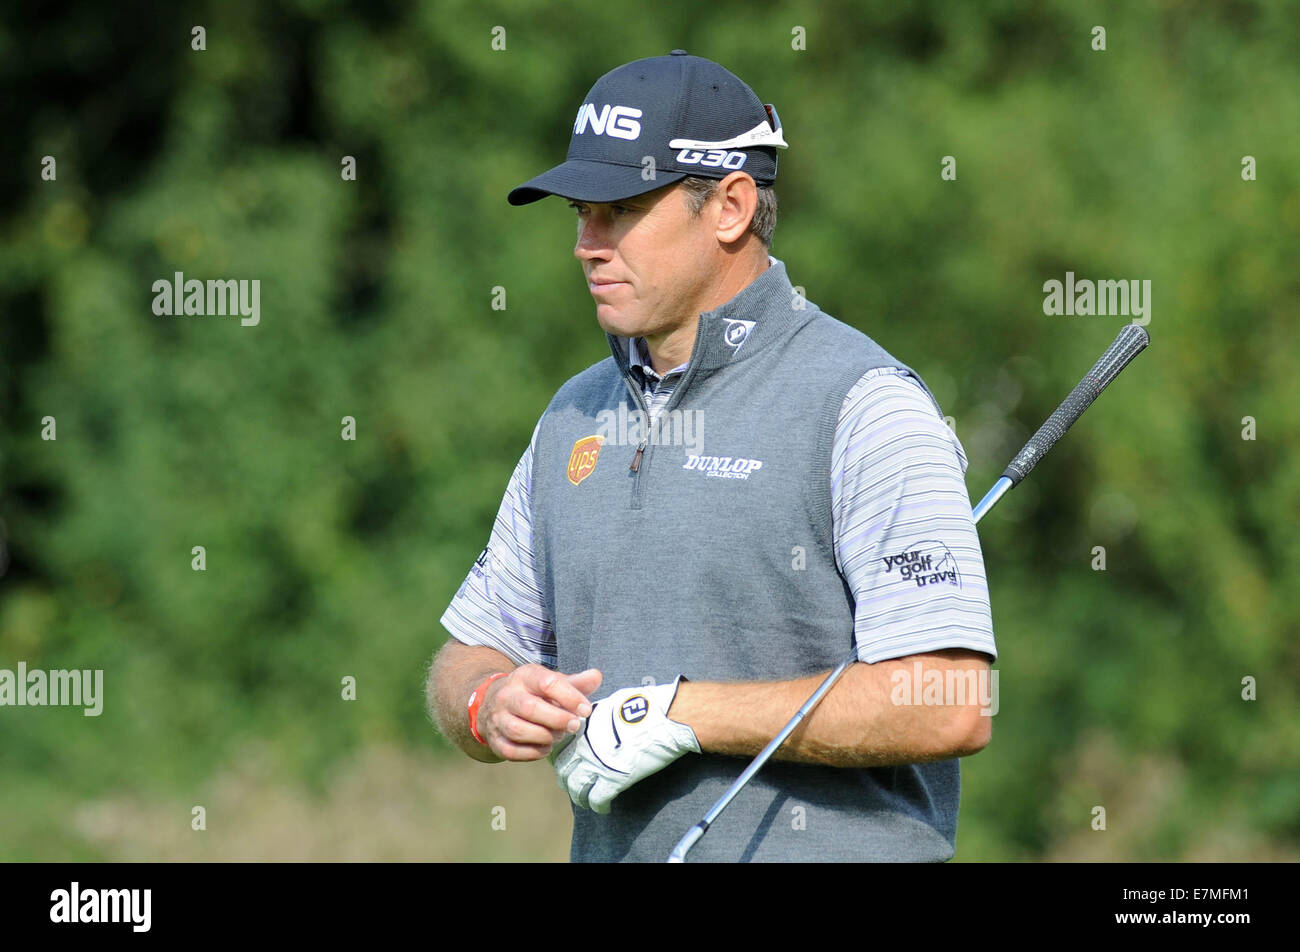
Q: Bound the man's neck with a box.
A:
[642,253,770,376]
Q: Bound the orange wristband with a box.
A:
[467,672,509,745]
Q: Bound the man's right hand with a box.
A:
[476,664,603,761]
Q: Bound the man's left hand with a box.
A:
[551,677,700,814]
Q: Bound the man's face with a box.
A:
[569,181,717,342]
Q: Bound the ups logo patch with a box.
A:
[566,435,605,486]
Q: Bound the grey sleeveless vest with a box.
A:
[531,257,960,861]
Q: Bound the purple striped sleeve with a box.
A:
[832,369,997,664]
[440,422,557,669]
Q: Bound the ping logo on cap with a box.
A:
[573,103,643,140]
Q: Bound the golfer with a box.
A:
[429,51,997,862]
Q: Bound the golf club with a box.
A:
[667,322,1151,862]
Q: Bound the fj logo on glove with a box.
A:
[566,435,605,486]
[552,677,700,815]
[620,695,649,723]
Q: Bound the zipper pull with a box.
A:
[629,439,648,472]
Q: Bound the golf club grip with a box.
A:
[669,326,1152,862]
[1001,324,1149,486]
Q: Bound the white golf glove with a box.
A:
[552,677,700,814]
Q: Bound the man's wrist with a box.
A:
[666,677,692,727]
[662,676,700,753]
[467,671,509,745]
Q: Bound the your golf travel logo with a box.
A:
[881,541,961,589]
[455,546,489,601]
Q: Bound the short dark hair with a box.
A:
[677,176,778,247]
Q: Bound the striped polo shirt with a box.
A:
[441,324,996,670]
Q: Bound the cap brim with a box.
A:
[507,159,687,206]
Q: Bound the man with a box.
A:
[428,51,997,862]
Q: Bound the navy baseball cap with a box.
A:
[507,50,788,206]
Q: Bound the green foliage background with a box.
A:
[1,0,1297,860]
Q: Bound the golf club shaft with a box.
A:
[666,484,1002,863]
[667,324,1151,863]
[971,475,1013,523]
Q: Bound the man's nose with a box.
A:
[574,215,612,258]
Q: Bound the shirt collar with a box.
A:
[626,255,777,379]
[627,337,688,380]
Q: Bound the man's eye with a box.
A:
[568,203,633,217]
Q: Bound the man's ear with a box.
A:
[714,172,757,244]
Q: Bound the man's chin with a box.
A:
[595,311,643,340]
